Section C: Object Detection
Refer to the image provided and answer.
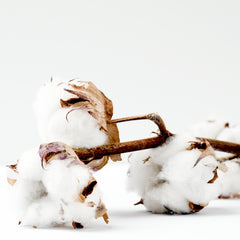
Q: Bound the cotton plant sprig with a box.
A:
[73,113,240,162]
[34,78,121,170]
[7,142,108,228]
[8,76,240,229]
[186,119,240,199]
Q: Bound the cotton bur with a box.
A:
[7,142,108,228]
[186,119,240,199]
[34,78,121,170]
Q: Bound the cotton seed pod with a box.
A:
[186,119,240,199]
[184,118,240,198]
[34,78,121,170]
[213,124,240,198]
[127,135,221,214]
[7,142,108,228]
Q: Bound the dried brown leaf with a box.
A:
[82,179,97,198]
[7,164,18,173]
[189,202,207,213]
[134,199,144,205]
[187,138,215,167]
[208,167,218,184]
[74,193,85,203]
[87,201,96,207]
[102,213,109,224]
[72,221,84,229]
[219,193,240,199]
[60,80,121,169]
[39,142,83,168]
[86,156,109,171]
[143,156,151,164]
[7,178,17,186]
[163,205,176,215]
[95,200,108,224]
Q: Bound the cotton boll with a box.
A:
[185,119,229,139]
[34,78,121,169]
[39,142,108,227]
[184,119,240,199]
[34,79,98,143]
[34,79,113,147]
[213,125,240,198]
[128,135,221,214]
[9,142,108,228]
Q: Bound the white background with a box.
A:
[0,0,240,239]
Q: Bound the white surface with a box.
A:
[1,162,240,240]
[1,1,240,239]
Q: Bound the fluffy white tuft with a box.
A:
[128,134,220,214]
[8,144,108,228]
[185,119,240,199]
[214,124,240,197]
[34,79,108,148]
[185,118,228,139]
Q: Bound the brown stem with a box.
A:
[216,154,238,163]
[205,138,240,156]
[73,113,240,162]
[74,113,172,161]
[74,135,167,161]
[110,113,173,138]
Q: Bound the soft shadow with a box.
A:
[110,209,151,219]
[20,222,111,232]
[198,206,240,217]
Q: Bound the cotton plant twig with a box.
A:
[216,154,239,163]
[74,113,173,161]
[203,138,240,156]
[73,113,240,163]
[219,193,240,199]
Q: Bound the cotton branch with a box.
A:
[74,113,173,161]
[73,113,240,163]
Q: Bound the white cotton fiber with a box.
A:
[45,108,107,148]
[184,118,240,199]
[21,196,62,227]
[213,124,240,198]
[128,134,221,214]
[216,124,240,143]
[34,79,108,148]
[16,147,43,181]
[216,160,240,198]
[127,150,161,197]
[7,142,108,228]
[33,78,121,170]
[185,118,229,139]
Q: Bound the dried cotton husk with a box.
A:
[7,142,108,228]
[34,78,121,170]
